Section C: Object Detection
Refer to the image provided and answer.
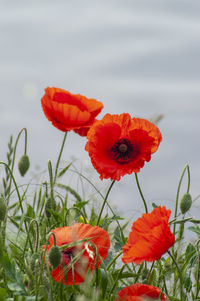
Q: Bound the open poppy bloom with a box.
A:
[116,283,168,300]
[122,206,175,264]
[85,113,162,180]
[41,87,103,136]
[45,223,110,285]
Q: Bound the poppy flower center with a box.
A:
[110,138,140,164]
[62,248,75,266]
[118,143,128,153]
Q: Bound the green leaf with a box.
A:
[185,243,197,268]
[188,226,200,236]
[114,226,125,252]
[102,215,124,231]
[73,201,89,209]
[90,206,98,225]
[58,162,73,178]
[0,254,26,294]
[57,184,83,203]
[0,254,16,281]
[183,273,192,292]
[0,288,6,301]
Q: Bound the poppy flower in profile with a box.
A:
[41,87,103,136]
[122,206,175,264]
[85,113,162,181]
[116,283,168,301]
[45,223,110,285]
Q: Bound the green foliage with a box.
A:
[1,129,200,300]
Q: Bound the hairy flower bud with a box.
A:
[49,245,61,269]
[18,154,30,176]
[180,193,192,214]
[0,197,6,221]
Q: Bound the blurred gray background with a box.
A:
[1,0,200,221]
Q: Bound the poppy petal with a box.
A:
[41,87,103,133]
[116,283,168,300]
[86,113,162,181]
[122,206,175,264]
[45,223,110,285]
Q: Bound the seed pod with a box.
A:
[49,245,61,269]
[45,197,56,218]
[0,197,6,221]
[180,193,192,214]
[18,154,30,176]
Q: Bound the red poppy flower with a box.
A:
[85,113,162,180]
[45,223,110,285]
[116,283,168,301]
[41,87,103,136]
[122,206,175,264]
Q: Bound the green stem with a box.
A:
[97,181,115,226]
[54,132,67,185]
[107,250,123,270]
[134,263,144,283]
[22,219,39,260]
[195,240,200,299]
[0,162,34,254]
[134,173,148,213]
[173,164,190,236]
[71,169,126,242]
[7,128,28,203]
[168,251,184,300]
[109,265,125,297]
[35,245,47,301]
[157,260,168,296]
[0,162,24,214]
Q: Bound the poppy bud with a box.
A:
[45,197,56,218]
[0,197,6,221]
[180,193,192,214]
[18,154,30,176]
[49,245,61,269]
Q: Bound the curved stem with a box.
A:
[49,232,57,246]
[22,219,39,259]
[134,173,148,213]
[0,162,34,252]
[97,180,115,226]
[7,128,28,203]
[173,164,190,236]
[54,132,67,185]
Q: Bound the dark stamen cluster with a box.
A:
[62,248,75,265]
[110,138,134,164]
